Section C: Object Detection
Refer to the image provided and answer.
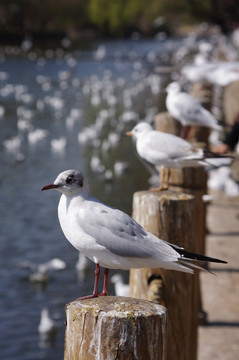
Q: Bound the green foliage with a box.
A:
[0,0,238,37]
[88,0,163,35]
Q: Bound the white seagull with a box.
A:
[127,122,208,190]
[38,308,56,335]
[41,169,226,299]
[111,274,130,297]
[166,81,222,138]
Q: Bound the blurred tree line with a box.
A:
[0,0,238,39]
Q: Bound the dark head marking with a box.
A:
[66,175,74,184]
[78,173,84,187]
[65,171,83,187]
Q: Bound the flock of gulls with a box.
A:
[2,23,239,345]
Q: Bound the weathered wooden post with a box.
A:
[223,80,239,125]
[154,112,180,136]
[130,191,198,360]
[155,109,209,329]
[168,167,207,256]
[189,82,214,144]
[64,296,167,360]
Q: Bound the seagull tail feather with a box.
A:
[178,260,208,273]
[172,246,227,264]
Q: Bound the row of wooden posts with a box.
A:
[64,80,239,360]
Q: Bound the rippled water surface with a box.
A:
[0,38,181,359]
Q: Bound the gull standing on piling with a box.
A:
[126,122,208,190]
[166,81,222,138]
[41,169,226,299]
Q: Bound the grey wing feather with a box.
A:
[78,200,179,261]
[175,93,202,121]
[143,131,191,159]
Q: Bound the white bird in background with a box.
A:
[127,122,208,190]
[111,274,130,297]
[38,308,56,335]
[76,252,90,281]
[38,308,56,349]
[50,137,67,153]
[20,258,66,284]
[166,81,222,138]
[41,169,226,299]
[28,128,48,145]
[208,166,239,197]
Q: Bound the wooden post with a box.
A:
[154,111,180,136]
[189,82,213,145]
[130,191,198,360]
[223,80,239,125]
[64,296,167,360]
[169,167,207,256]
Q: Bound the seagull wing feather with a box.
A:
[78,200,179,262]
[138,131,194,163]
[173,93,204,122]
[174,93,218,127]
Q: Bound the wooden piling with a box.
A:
[64,296,167,360]
[189,82,213,144]
[223,80,239,125]
[154,111,180,136]
[130,191,198,360]
[169,167,208,256]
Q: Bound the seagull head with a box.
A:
[41,169,89,196]
[166,81,181,94]
[126,122,152,140]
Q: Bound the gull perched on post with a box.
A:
[126,122,210,190]
[166,81,222,138]
[41,169,226,299]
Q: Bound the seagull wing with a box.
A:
[137,131,194,164]
[78,199,179,262]
[172,92,204,123]
[137,132,169,164]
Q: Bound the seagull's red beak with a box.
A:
[41,183,60,191]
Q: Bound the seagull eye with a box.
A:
[66,176,74,184]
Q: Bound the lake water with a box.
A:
[0,37,184,359]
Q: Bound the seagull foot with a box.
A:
[76,293,99,301]
[149,187,168,192]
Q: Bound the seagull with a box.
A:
[126,122,208,190]
[20,258,66,285]
[38,308,56,348]
[38,308,56,335]
[41,169,227,299]
[166,81,222,138]
[111,274,130,297]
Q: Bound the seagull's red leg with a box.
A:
[186,126,193,140]
[180,125,187,138]
[92,263,100,295]
[100,268,109,296]
[166,168,171,189]
[76,263,100,300]
[150,168,168,192]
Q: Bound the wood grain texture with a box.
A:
[130,191,199,360]
[64,296,167,360]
